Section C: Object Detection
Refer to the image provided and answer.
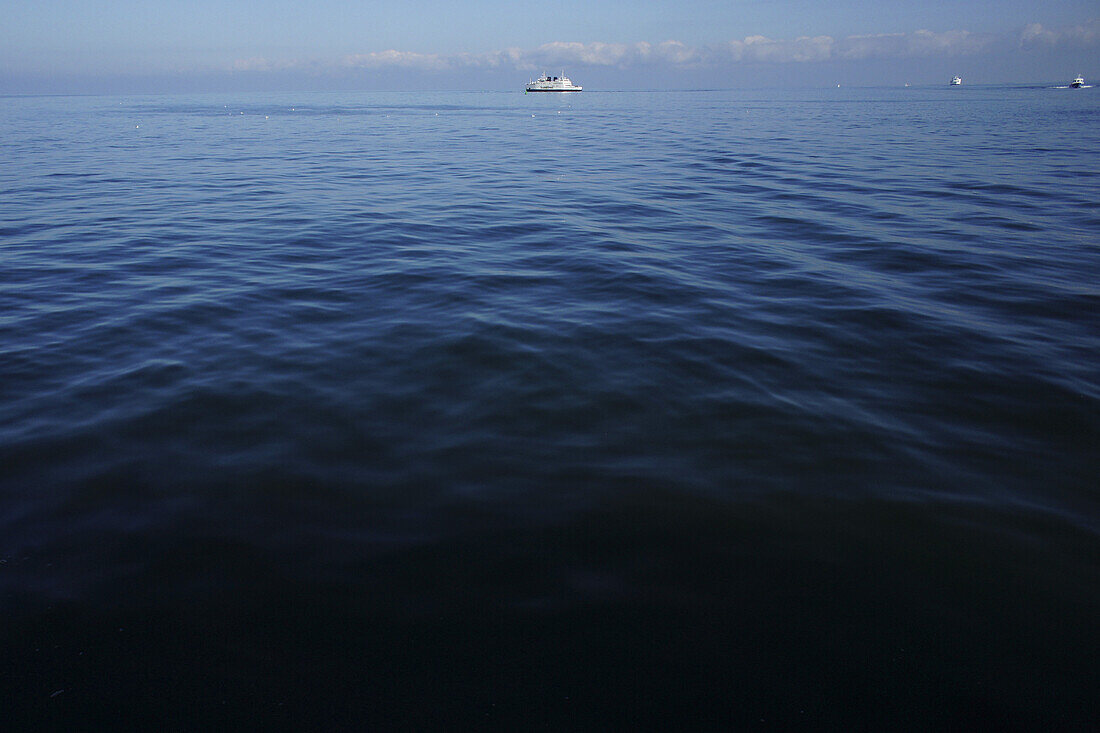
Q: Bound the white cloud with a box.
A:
[1020,23,1059,45]
[232,57,302,72]
[1019,19,1100,46]
[229,21,1099,75]
[655,40,704,66]
[836,29,995,60]
[521,41,703,68]
[341,50,450,71]
[729,35,835,63]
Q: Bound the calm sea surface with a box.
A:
[2,87,1098,728]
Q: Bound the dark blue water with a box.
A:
[2,87,1098,728]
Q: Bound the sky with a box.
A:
[1,1,1097,92]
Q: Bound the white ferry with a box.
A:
[525,72,582,92]
[1071,75,1085,88]
[950,76,962,85]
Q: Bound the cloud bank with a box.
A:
[230,21,1097,76]
[1018,18,1100,46]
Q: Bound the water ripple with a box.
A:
[1,87,1098,725]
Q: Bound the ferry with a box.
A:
[525,72,582,92]
[950,76,962,85]
[1071,75,1085,88]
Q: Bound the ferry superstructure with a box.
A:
[525,72,582,92]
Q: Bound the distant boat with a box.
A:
[950,76,962,86]
[1071,75,1085,88]
[525,72,582,92]
[904,82,911,87]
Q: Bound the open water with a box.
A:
[2,86,1098,729]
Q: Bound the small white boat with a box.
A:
[525,72,582,92]
[1071,75,1085,88]
[950,76,962,86]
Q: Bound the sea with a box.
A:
[2,85,1098,729]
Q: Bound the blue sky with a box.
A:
[2,1,1097,92]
